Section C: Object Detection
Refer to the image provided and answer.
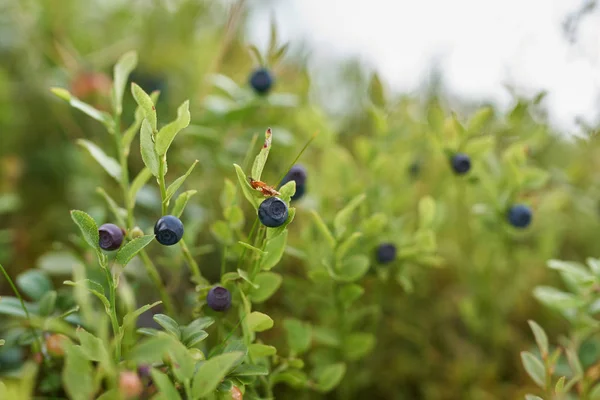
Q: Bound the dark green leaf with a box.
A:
[38,290,57,316]
[70,210,100,251]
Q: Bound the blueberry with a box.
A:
[507,204,532,228]
[249,67,274,95]
[154,215,184,246]
[206,286,232,312]
[376,243,396,264]
[98,223,124,251]
[281,164,308,201]
[450,153,471,175]
[258,197,289,228]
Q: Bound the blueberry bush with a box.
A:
[1,1,600,399]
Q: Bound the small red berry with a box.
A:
[45,334,69,357]
[231,385,243,400]
[119,371,143,399]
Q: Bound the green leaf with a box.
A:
[220,179,237,209]
[555,376,566,393]
[524,395,543,400]
[184,316,216,333]
[338,284,364,308]
[77,139,121,182]
[115,235,155,265]
[251,128,272,181]
[566,347,583,377]
[238,241,267,255]
[112,51,138,116]
[266,207,295,239]
[247,312,274,332]
[62,343,95,400]
[528,320,549,357]
[76,329,111,369]
[51,87,113,128]
[63,279,110,311]
[467,106,494,133]
[131,83,157,131]
[336,232,362,261]
[224,205,245,230]
[96,187,126,227]
[250,272,282,303]
[153,314,181,339]
[310,210,336,249]
[248,344,277,358]
[0,297,32,318]
[16,270,52,301]
[234,164,261,209]
[368,72,386,107]
[463,135,495,155]
[261,230,288,271]
[129,167,153,208]
[0,339,4,346]
[248,45,266,66]
[38,290,57,316]
[230,364,269,376]
[548,259,594,286]
[140,120,160,177]
[122,91,159,153]
[172,190,197,218]
[343,332,375,361]
[191,352,245,398]
[315,363,346,393]
[521,351,546,388]
[121,301,162,332]
[533,286,583,310]
[70,210,100,251]
[183,330,208,348]
[271,369,308,389]
[337,255,370,282]
[155,100,191,156]
[127,334,173,364]
[334,194,366,239]
[284,318,312,355]
[210,220,234,245]
[151,368,182,400]
[279,180,296,203]
[165,161,198,201]
[166,339,196,382]
[589,382,600,399]
[418,196,436,229]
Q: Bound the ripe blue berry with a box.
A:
[258,197,289,228]
[281,164,308,201]
[154,215,184,246]
[206,286,232,312]
[507,204,532,228]
[376,243,396,264]
[98,223,124,251]
[249,67,274,95]
[451,153,471,175]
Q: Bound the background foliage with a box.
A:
[1,0,600,399]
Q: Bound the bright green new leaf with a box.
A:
[131,83,157,131]
[284,318,312,355]
[140,120,160,177]
[191,351,245,398]
[153,314,181,339]
[51,87,113,128]
[248,311,274,332]
[234,163,262,209]
[122,91,160,153]
[238,241,267,255]
[70,210,100,251]
[521,351,546,388]
[315,363,346,393]
[165,160,198,201]
[279,180,296,203]
[172,190,197,218]
[251,128,272,181]
[155,100,191,155]
[16,270,52,301]
[338,284,364,308]
[151,368,182,400]
[237,269,259,289]
[418,196,436,229]
[343,332,375,361]
[77,139,122,182]
[62,343,96,400]
[334,194,366,239]
[261,230,288,271]
[250,272,282,303]
[337,255,370,282]
[248,343,277,358]
[112,51,138,116]
[115,235,155,265]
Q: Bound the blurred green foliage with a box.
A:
[1,0,600,399]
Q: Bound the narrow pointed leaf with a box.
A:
[131,83,157,131]
[116,235,155,265]
[251,128,272,181]
[51,87,113,128]
[521,351,546,388]
[172,190,197,218]
[155,100,191,156]
[112,51,138,116]
[77,139,121,181]
[165,161,198,202]
[129,167,153,207]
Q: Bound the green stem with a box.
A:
[220,246,227,278]
[103,265,121,361]
[139,250,174,315]
[158,155,168,216]
[0,263,45,360]
[180,239,205,284]
[236,218,259,272]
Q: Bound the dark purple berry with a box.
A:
[376,243,396,264]
[451,153,471,175]
[206,286,232,312]
[258,197,289,228]
[280,165,308,201]
[249,68,274,95]
[154,215,184,246]
[98,223,124,251]
[507,204,532,228]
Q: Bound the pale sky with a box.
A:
[248,0,600,133]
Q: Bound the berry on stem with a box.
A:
[450,153,471,175]
[249,67,274,95]
[119,371,143,399]
[231,385,243,400]
[376,243,397,264]
[258,197,289,228]
[154,215,184,246]
[207,286,232,312]
[281,164,307,201]
[98,223,124,251]
[507,204,532,228]
[45,333,69,357]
